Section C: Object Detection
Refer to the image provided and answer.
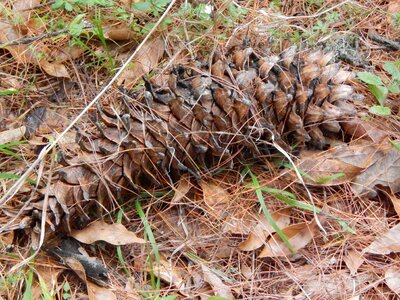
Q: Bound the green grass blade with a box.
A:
[0,173,36,185]
[244,166,295,254]
[0,140,27,149]
[252,174,356,234]
[135,200,160,292]
[0,90,19,96]
[116,209,131,276]
[22,268,34,300]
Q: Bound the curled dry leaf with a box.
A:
[259,218,322,258]
[364,223,400,255]
[171,173,192,204]
[71,220,145,245]
[31,263,64,299]
[201,264,234,299]
[104,25,138,41]
[134,253,187,294]
[351,145,400,197]
[288,150,362,187]
[118,37,165,87]
[154,254,186,293]
[199,180,231,219]
[385,267,400,293]
[0,126,26,145]
[57,255,116,299]
[288,140,387,186]
[65,256,88,283]
[238,208,291,251]
[87,282,117,300]
[39,60,70,78]
[343,250,364,275]
[385,192,400,218]
[342,119,388,144]
[45,237,108,285]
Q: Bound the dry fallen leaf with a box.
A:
[39,60,70,78]
[259,218,322,257]
[238,208,291,251]
[364,223,400,255]
[104,25,138,41]
[88,282,117,300]
[342,119,388,144]
[154,254,186,293]
[118,37,165,87]
[199,180,231,218]
[0,126,26,145]
[288,148,364,186]
[134,252,187,295]
[386,192,400,218]
[343,250,364,275]
[201,264,234,299]
[59,255,116,300]
[171,174,192,204]
[351,145,400,197]
[31,262,64,299]
[65,256,88,283]
[71,221,146,245]
[385,267,400,293]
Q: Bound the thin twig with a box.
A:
[0,0,177,207]
[0,25,93,48]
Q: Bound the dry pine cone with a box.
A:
[43,43,357,229]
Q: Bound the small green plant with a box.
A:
[305,0,324,9]
[357,61,400,116]
[68,14,87,37]
[393,13,400,26]
[52,0,114,11]
[62,282,71,299]
[133,0,171,17]
[287,11,341,46]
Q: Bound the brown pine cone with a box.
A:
[46,43,357,229]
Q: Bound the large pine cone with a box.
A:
[48,44,357,228]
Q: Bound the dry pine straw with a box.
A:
[1,0,400,299]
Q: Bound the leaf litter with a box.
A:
[1,0,400,299]
[71,220,145,245]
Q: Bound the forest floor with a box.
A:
[1,0,400,299]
